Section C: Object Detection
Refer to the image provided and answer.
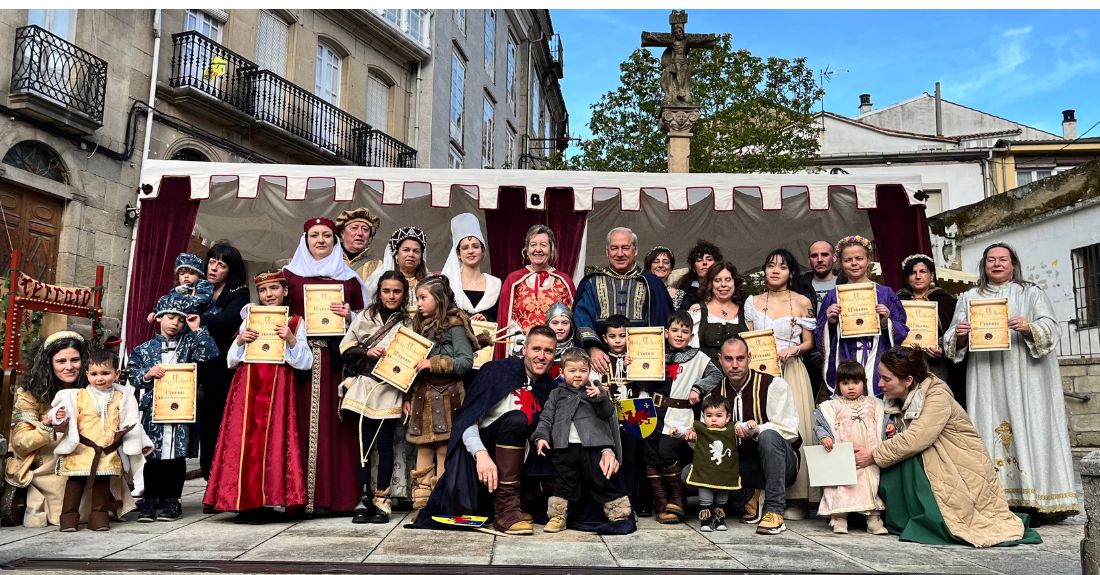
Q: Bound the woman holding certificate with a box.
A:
[815,235,908,398]
[441,213,500,323]
[204,270,311,520]
[943,243,1079,524]
[744,249,819,517]
[282,217,366,515]
[896,254,965,407]
[496,225,575,358]
[689,262,749,364]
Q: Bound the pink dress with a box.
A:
[816,396,886,516]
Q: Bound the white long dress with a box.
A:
[745,295,820,503]
[943,282,1080,516]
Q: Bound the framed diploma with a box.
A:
[152,363,197,423]
[626,327,665,381]
[969,298,1010,351]
[742,329,781,377]
[471,320,497,369]
[901,301,938,349]
[304,284,345,337]
[836,283,880,338]
[372,325,434,392]
[244,306,289,363]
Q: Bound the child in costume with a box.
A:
[339,270,411,524]
[146,253,213,323]
[533,347,631,533]
[812,360,890,534]
[129,292,218,522]
[681,394,740,532]
[405,275,477,517]
[596,314,650,516]
[644,310,723,524]
[203,270,311,521]
[545,301,577,382]
[49,348,151,532]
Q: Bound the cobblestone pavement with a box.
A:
[0,475,1086,574]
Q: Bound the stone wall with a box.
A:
[1063,357,1100,453]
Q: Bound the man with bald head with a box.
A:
[796,240,845,314]
[574,227,674,374]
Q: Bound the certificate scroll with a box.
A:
[741,329,781,377]
[244,306,288,363]
[969,298,1010,351]
[152,363,198,424]
[626,327,665,381]
[304,284,345,337]
[372,325,434,392]
[802,443,858,487]
[901,300,938,349]
[837,283,880,338]
[471,320,497,369]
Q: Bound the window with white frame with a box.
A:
[530,72,541,138]
[255,10,289,75]
[367,72,390,132]
[384,9,399,25]
[1073,243,1100,328]
[453,9,466,35]
[313,42,342,150]
[482,98,495,168]
[449,145,463,169]
[484,10,495,81]
[450,52,465,144]
[27,9,76,41]
[506,36,517,116]
[407,9,424,45]
[1016,169,1054,187]
[185,9,224,42]
[505,127,517,169]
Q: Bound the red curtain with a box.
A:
[123,177,200,351]
[484,187,587,279]
[869,184,933,292]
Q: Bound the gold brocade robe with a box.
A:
[57,389,125,477]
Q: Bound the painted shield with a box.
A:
[617,398,657,439]
[432,515,488,527]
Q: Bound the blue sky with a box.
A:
[553,9,1100,142]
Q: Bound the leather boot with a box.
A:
[410,465,435,515]
[661,464,686,519]
[352,492,374,524]
[59,479,82,532]
[647,466,675,523]
[493,445,532,535]
[369,488,392,524]
[59,511,79,533]
[544,496,568,533]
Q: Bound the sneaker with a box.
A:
[157,498,182,521]
[756,512,786,535]
[698,507,715,532]
[713,507,727,531]
[832,515,848,534]
[866,513,888,535]
[740,490,765,524]
[137,498,158,522]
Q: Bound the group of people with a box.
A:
[3,207,1078,550]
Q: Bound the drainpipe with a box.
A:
[119,8,160,355]
[413,60,422,160]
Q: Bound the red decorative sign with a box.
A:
[15,272,95,308]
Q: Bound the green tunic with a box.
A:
[685,421,741,491]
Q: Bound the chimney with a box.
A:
[1063,109,1077,140]
[935,82,943,137]
[858,94,872,114]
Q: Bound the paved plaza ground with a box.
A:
[0,465,1087,575]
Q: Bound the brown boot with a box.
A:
[493,445,532,535]
[59,511,79,532]
[409,465,435,518]
[544,496,568,533]
[89,478,111,531]
[59,478,82,532]
[602,496,632,522]
[661,464,686,519]
[647,466,676,523]
[369,488,392,524]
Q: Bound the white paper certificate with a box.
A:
[802,443,858,487]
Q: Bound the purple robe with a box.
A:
[814,283,908,397]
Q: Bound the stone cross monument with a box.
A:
[641,10,717,173]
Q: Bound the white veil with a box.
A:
[440,213,501,314]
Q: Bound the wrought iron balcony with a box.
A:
[168,31,416,167]
[9,25,108,133]
[169,31,257,109]
[549,34,564,79]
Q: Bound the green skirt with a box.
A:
[878,456,1041,547]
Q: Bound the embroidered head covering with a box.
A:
[334,208,380,236]
[441,213,500,314]
[303,217,338,236]
[174,253,204,275]
[387,226,427,255]
[285,218,369,294]
[364,226,430,302]
[154,291,193,319]
[254,270,288,287]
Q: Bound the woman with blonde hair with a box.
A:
[496,224,575,357]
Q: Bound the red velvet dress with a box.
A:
[203,316,308,512]
[283,270,365,513]
[495,266,575,359]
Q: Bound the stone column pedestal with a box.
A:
[659,105,700,174]
[1084,449,1099,575]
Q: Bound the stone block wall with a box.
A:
[1063,357,1100,453]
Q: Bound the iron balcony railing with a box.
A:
[169,30,257,109]
[10,25,108,123]
[168,31,416,167]
[549,34,564,79]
